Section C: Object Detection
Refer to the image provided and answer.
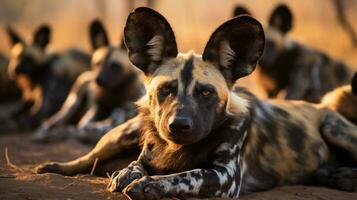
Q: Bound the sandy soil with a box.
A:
[0,133,356,200]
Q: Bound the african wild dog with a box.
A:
[0,53,21,103]
[233,4,355,103]
[321,72,357,125]
[37,7,357,199]
[0,25,90,131]
[34,19,144,143]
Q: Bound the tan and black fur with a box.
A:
[234,4,355,103]
[34,20,144,143]
[0,25,90,131]
[37,7,357,199]
[0,53,21,103]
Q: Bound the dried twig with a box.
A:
[50,179,77,190]
[4,147,24,172]
[90,157,99,175]
[0,174,16,178]
[59,180,76,190]
[106,172,111,178]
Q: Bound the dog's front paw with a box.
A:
[32,128,50,143]
[107,168,143,192]
[36,162,61,174]
[123,176,165,200]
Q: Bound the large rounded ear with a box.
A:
[33,25,51,50]
[352,72,357,95]
[269,4,293,34]
[124,7,178,76]
[6,25,24,46]
[89,19,110,51]
[202,16,265,83]
[233,5,251,17]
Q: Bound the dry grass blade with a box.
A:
[5,147,24,172]
[90,157,99,175]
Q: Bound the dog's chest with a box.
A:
[145,142,213,175]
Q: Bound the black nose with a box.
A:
[96,77,106,87]
[14,67,21,75]
[169,117,193,133]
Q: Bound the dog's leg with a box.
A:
[36,115,142,176]
[316,110,357,191]
[33,85,87,141]
[75,106,138,144]
[313,166,357,192]
[109,141,244,199]
[320,109,357,162]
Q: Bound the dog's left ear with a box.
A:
[352,72,357,95]
[203,16,265,83]
[33,25,51,50]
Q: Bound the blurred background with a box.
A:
[0,0,356,95]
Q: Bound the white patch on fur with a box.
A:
[146,35,164,62]
[215,190,222,196]
[237,154,244,197]
[255,101,273,119]
[214,169,228,185]
[284,38,296,50]
[214,143,239,155]
[227,180,236,196]
[225,160,237,177]
[187,173,204,194]
[220,40,236,68]
[230,120,244,131]
[226,92,249,116]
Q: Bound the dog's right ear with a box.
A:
[124,7,178,76]
[89,19,110,51]
[33,25,51,50]
[233,5,251,17]
[6,25,24,46]
[352,72,357,95]
[269,4,293,34]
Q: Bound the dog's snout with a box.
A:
[169,117,193,133]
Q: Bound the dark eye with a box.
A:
[161,86,171,93]
[110,62,122,71]
[200,90,211,97]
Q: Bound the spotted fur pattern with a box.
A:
[0,53,21,103]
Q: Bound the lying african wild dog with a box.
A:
[321,72,357,125]
[0,24,90,131]
[37,7,357,199]
[34,19,144,143]
[234,4,355,103]
[0,53,21,103]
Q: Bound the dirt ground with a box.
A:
[0,134,356,200]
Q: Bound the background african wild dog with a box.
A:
[0,53,21,102]
[233,4,355,103]
[0,24,90,132]
[37,7,357,199]
[34,19,145,143]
